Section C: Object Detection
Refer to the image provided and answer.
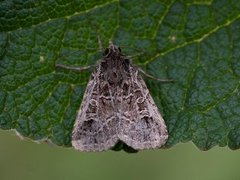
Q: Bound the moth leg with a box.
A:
[138,68,174,82]
[55,63,96,72]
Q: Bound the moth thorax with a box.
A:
[107,68,124,85]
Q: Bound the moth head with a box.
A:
[103,41,121,58]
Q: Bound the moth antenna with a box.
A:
[138,68,174,82]
[55,63,96,72]
[97,33,104,51]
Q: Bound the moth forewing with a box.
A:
[117,65,168,150]
[71,42,168,151]
[71,65,119,152]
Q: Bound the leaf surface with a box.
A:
[0,0,240,151]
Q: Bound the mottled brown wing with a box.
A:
[117,68,168,150]
[72,66,118,152]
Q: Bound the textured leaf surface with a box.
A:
[0,0,240,151]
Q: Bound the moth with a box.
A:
[70,42,168,151]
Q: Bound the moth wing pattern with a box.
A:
[117,66,168,150]
[71,65,118,152]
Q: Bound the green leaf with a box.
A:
[0,0,240,152]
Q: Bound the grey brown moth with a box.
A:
[71,42,168,151]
